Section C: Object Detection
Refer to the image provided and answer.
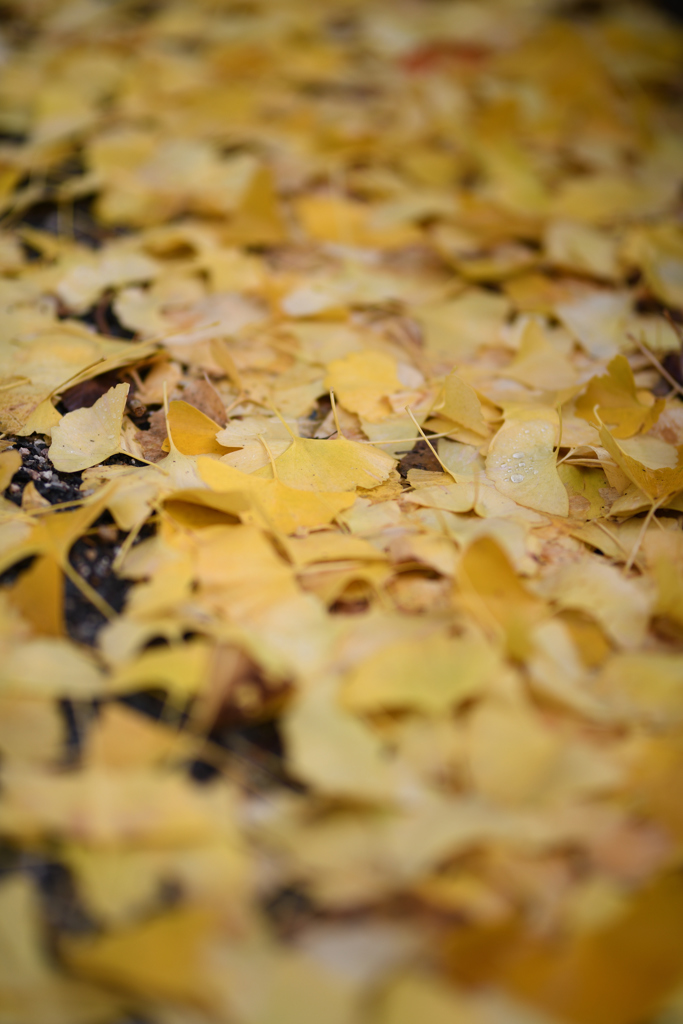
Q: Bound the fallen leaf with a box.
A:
[486,407,569,516]
[49,382,130,472]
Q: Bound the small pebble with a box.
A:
[97,525,119,543]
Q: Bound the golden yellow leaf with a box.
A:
[496,874,683,1024]
[110,640,212,703]
[0,874,123,1024]
[283,683,396,802]
[325,351,403,422]
[379,973,481,1024]
[268,434,395,492]
[342,633,500,715]
[63,906,220,1009]
[166,400,227,456]
[9,555,63,636]
[456,536,546,658]
[0,449,21,490]
[576,355,664,439]
[432,371,489,437]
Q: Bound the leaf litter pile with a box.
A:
[1,1,683,1022]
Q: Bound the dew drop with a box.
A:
[512,452,524,459]
[510,473,524,483]
[533,469,539,475]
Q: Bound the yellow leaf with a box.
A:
[595,653,683,725]
[0,874,123,1024]
[486,406,569,516]
[197,456,356,533]
[85,703,181,769]
[545,219,618,280]
[0,638,104,698]
[269,434,395,492]
[341,633,500,715]
[0,449,21,490]
[283,683,396,802]
[456,536,546,658]
[466,699,561,806]
[433,371,489,437]
[0,696,64,766]
[20,480,50,511]
[48,383,129,472]
[9,555,63,636]
[325,351,403,422]
[165,400,227,456]
[495,873,683,1024]
[379,973,480,1024]
[598,424,683,501]
[504,318,579,392]
[110,640,212,703]
[538,557,653,650]
[416,290,511,360]
[576,355,664,438]
[63,906,220,1009]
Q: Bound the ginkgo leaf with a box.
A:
[379,973,480,1024]
[594,653,683,724]
[576,355,664,438]
[62,906,220,1009]
[283,683,396,802]
[196,456,356,533]
[416,290,511,359]
[49,383,129,472]
[537,557,653,650]
[0,875,124,1024]
[432,371,489,437]
[0,639,105,698]
[486,406,569,516]
[9,555,63,636]
[466,699,561,806]
[268,434,395,492]
[456,536,546,658]
[341,633,500,714]
[0,449,21,490]
[598,424,683,501]
[110,640,212,703]
[503,318,579,392]
[325,351,403,422]
[165,400,227,456]
[545,219,619,280]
